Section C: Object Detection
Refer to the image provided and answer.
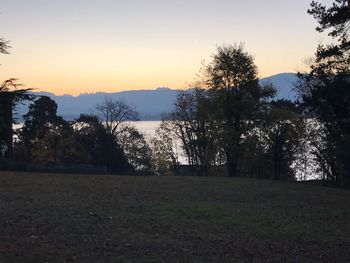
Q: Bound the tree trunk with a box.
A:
[226,150,239,177]
[0,94,13,158]
[273,144,282,180]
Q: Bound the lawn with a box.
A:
[0,172,349,262]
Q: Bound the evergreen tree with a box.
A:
[299,0,350,187]
[20,96,72,163]
[0,79,32,158]
[0,38,32,158]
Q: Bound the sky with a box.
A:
[0,0,332,95]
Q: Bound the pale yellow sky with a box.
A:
[0,0,325,96]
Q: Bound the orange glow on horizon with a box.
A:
[0,0,319,96]
[0,49,309,96]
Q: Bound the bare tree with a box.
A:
[163,89,219,176]
[95,97,138,136]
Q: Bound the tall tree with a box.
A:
[299,0,350,187]
[205,44,275,177]
[0,79,32,158]
[0,37,32,158]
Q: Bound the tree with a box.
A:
[96,97,138,136]
[74,114,132,174]
[118,126,153,175]
[0,38,32,158]
[307,0,350,75]
[30,124,78,165]
[0,79,32,158]
[205,44,275,177]
[298,0,350,188]
[150,124,179,176]
[238,100,305,181]
[19,96,74,163]
[260,100,304,181]
[20,96,67,157]
[163,88,219,176]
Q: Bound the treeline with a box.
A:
[1,0,349,188]
[156,0,350,189]
[1,95,154,175]
[154,45,305,182]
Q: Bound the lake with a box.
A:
[131,121,161,139]
[14,121,162,138]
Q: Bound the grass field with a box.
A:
[0,172,349,263]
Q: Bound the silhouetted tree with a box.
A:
[163,88,219,176]
[0,37,32,158]
[298,0,350,188]
[20,96,67,157]
[205,44,275,177]
[96,97,138,136]
[118,126,153,175]
[150,123,179,176]
[261,100,304,180]
[74,114,132,174]
[19,96,74,163]
[0,79,32,158]
[238,100,304,180]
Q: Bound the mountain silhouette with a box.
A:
[15,73,298,120]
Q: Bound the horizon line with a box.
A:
[28,72,297,97]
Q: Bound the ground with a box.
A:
[0,172,349,263]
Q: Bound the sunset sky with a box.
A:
[0,0,330,95]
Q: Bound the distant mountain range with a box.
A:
[15,73,299,121]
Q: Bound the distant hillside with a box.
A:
[15,87,180,121]
[260,73,298,100]
[15,73,299,121]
